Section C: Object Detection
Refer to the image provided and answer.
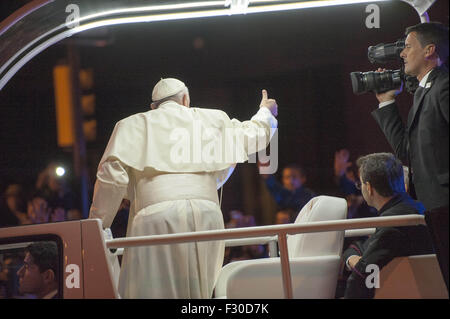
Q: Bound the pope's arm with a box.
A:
[231,106,278,152]
[214,91,277,188]
[214,106,277,189]
[89,159,130,228]
[230,89,278,155]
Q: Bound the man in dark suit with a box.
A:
[343,153,434,299]
[371,22,448,290]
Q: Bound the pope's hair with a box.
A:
[151,87,189,109]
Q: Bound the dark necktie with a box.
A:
[413,86,425,107]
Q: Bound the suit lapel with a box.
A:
[407,68,440,132]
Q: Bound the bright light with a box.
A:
[0,0,392,91]
[66,0,389,40]
[55,166,66,177]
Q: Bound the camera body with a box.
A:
[350,39,418,95]
[367,39,405,64]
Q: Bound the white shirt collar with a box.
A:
[419,69,433,88]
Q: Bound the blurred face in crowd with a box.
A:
[48,175,62,192]
[66,209,82,221]
[275,210,291,224]
[27,197,50,224]
[346,194,364,209]
[401,32,432,78]
[0,258,13,282]
[226,210,243,228]
[52,207,66,222]
[6,195,20,212]
[282,168,304,192]
[17,252,54,298]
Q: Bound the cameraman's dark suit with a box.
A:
[371,65,449,289]
[343,193,434,299]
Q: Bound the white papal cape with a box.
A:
[89,101,277,298]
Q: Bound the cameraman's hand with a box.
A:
[376,89,397,103]
[260,89,278,117]
[374,68,403,103]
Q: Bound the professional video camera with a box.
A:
[350,39,419,95]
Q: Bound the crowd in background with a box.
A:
[0,147,378,243]
[0,163,82,228]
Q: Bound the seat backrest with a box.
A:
[287,196,347,258]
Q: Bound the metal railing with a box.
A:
[105,215,425,299]
[110,228,377,259]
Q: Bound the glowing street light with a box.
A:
[55,166,66,177]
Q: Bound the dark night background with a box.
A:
[0,0,448,224]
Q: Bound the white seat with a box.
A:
[214,195,347,298]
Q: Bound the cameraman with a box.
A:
[371,22,448,290]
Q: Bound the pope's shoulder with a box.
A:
[113,105,231,126]
[114,111,149,127]
[191,106,230,118]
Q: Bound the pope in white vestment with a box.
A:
[89,78,278,299]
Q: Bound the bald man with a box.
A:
[89,78,278,299]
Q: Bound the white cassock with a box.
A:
[89,101,277,299]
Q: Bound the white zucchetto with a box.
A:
[152,78,186,102]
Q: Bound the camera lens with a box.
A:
[350,72,365,94]
[350,69,402,94]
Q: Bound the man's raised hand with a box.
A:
[260,89,278,117]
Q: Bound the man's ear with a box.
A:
[424,44,436,59]
[42,269,55,284]
[182,94,190,107]
[366,182,374,196]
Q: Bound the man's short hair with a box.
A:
[405,22,449,62]
[356,153,405,197]
[25,241,58,279]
